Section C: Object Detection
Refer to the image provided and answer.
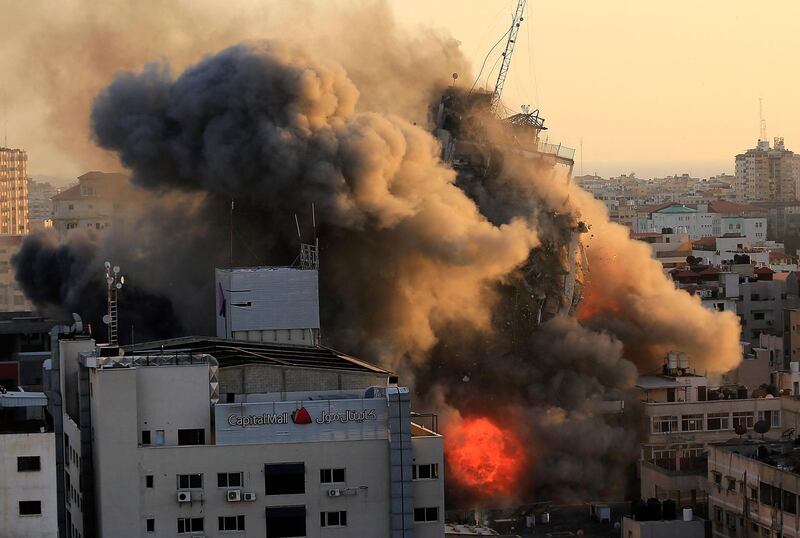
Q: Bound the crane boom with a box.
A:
[490,0,527,117]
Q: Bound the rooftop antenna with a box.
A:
[297,208,319,270]
[102,261,124,345]
[759,98,767,141]
[229,199,234,268]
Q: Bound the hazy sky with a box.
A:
[4,0,799,180]
[391,0,800,178]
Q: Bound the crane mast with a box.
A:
[490,0,528,117]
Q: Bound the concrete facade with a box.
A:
[0,431,58,537]
[51,172,128,238]
[708,441,800,537]
[621,516,705,538]
[52,334,444,538]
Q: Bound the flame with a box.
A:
[444,417,526,496]
[576,280,624,321]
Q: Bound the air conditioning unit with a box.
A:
[243,492,257,502]
[177,490,191,503]
[328,489,342,497]
[227,489,241,502]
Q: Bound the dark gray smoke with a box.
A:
[13,36,736,505]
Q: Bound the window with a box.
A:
[217,472,243,488]
[751,487,758,501]
[265,463,305,495]
[414,507,439,523]
[320,511,347,527]
[319,468,345,484]
[17,456,41,472]
[68,204,74,210]
[754,312,765,320]
[784,490,797,514]
[707,412,730,430]
[19,501,41,516]
[145,475,154,488]
[265,506,306,538]
[714,506,722,523]
[141,430,151,445]
[733,412,755,429]
[177,428,205,446]
[772,411,781,428]
[412,463,440,480]
[146,519,154,532]
[652,415,678,434]
[728,478,736,491]
[681,414,704,431]
[154,430,165,446]
[713,472,722,486]
[177,474,202,489]
[218,515,245,531]
[177,517,203,534]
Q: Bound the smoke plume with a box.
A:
[11,5,741,504]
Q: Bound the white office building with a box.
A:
[0,390,58,537]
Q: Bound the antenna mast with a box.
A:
[103,262,124,345]
[759,98,767,141]
[490,0,528,117]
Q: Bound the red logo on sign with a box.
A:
[291,407,312,424]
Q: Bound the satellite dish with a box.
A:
[102,314,111,324]
[113,266,120,274]
[734,423,747,436]
[452,72,458,80]
[754,420,771,436]
[120,276,125,285]
[116,283,122,290]
[107,277,114,285]
[104,261,111,269]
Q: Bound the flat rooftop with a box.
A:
[715,440,800,475]
[126,336,391,375]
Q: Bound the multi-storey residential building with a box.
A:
[27,179,58,231]
[0,390,58,537]
[0,148,29,235]
[736,138,800,203]
[637,353,781,511]
[0,236,34,312]
[708,440,800,538]
[51,171,128,238]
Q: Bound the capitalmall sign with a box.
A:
[227,406,377,428]
[215,397,389,445]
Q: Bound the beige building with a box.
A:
[0,148,29,235]
[708,440,800,537]
[51,171,128,238]
[637,353,782,509]
[0,235,33,312]
[735,138,800,202]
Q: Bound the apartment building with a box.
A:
[637,353,782,510]
[0,390,58,537]
[27,179,58,231]
[51,171,128,238]
[736,138,800,203]
[0,235,34,312]
[0,147,29,235]
[708,440,800,537]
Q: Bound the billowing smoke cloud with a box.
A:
[11,9,740,505]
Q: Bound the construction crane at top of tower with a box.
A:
[490,0,527,117]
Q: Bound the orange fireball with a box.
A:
[444,417,526,496]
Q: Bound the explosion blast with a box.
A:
[12,13,740,503]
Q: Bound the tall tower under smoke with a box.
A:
[0,147,29,235]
